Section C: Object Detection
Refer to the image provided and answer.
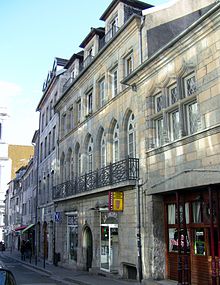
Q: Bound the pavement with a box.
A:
[2,249,177,285]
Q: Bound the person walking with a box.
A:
[20,240,25,261]
[25,240,32,261]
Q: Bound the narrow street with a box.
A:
[0,253,68,285]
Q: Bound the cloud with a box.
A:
[0,81,22,98]
[0,81,22,109]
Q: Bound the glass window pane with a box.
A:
[168,204,175,224]
[192,202,201,223]
[194,229,205,255]
[187,101,198,134]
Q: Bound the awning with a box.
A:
[22,224,35,234]
[14,226,27,231]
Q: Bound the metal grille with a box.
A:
[53,157,139,200]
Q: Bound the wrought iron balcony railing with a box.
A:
[99,25,119,51]
[53,157,139,200]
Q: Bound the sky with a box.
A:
[0,0,169,146]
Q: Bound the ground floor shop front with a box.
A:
[162,185,220,285]
[53,188,139,280]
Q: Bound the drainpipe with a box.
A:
[136,178,143,283]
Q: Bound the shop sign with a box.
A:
[108,191,124,212]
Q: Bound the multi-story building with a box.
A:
[4,0,220,284]
[51,0,220,283]
[5,166,27,250]
[36,57,68,262]
[123,1,220,284]
[0,106,11,242]
[5,132,38,253]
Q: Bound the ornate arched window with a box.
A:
[113,123,119,163]
[101,132,106,168]
[127,113,136,157]
[75,143,81,177]
[87,137,93,173]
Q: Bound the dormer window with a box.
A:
[111,16,118,36]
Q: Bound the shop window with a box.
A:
[192,201,202,223]
[168,204,176,224]
[67,214,78,262]
[194,229,206,255]
[168,228,190,253]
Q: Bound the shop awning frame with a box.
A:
[22,224,35,234]
[14,225,27,231]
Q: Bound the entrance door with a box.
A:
[84,227,93,271]
[100,224,118,272]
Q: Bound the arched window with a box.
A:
[113,123,119,163]
[75,144,81,177]
[66,148,73,180]
[87,137,93,173]
[101,133,106,168]
[60,153,65,183]
[127,113,136,157]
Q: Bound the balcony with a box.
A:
[53,157,139,201]
[99,25,119,51]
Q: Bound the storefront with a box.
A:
[164,185,220,285]
[100,211,119,272]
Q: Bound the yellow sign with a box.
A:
[108,191,124,212]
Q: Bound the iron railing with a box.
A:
[99,25,119,50]
[53,157,139,200]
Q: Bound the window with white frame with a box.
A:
[151,72,198,148]
[111,67,118,97]
[184,73,196,97]
[186,101,199,135]
[61,113,67,136]
[87,90,93,114]
[155,117,164,147]
[113,123,119,163]
[169,110,180,141]
[125,53,133,77]
[127,113,136,157]
[99,78,105,107]
[87,137,93,173]
[111,16,118,36]
[100,133,107,168]
[77,99,81,123]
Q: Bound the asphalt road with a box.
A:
[0,254,64,285]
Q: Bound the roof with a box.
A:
[122,2,220,85]
[64,51,84,69]
[100,0,153,21]
[79,27,105,48]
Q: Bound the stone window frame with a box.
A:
[124,51,133,77]
[150,72,198,148]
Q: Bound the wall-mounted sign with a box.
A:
[108,191,124,212]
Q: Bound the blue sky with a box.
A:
[0,0,168,145]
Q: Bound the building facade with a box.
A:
[36,57,68,262]
[0,107,11,242]
[4,0,220,284]
[124,1,220,284]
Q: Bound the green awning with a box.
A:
[22,224,35,234]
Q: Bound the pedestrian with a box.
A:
[20,240,25,261]
[25,240,32,261]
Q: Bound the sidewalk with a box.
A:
[3,250,176,285]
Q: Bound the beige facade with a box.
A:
[124,1,220,283]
